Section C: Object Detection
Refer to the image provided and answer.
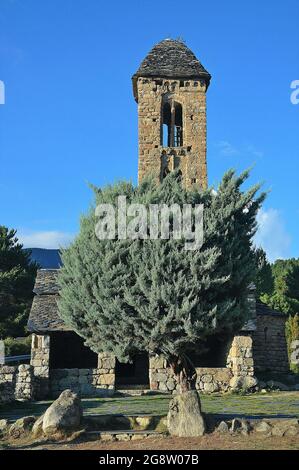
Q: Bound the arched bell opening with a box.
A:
[161,100,183,147]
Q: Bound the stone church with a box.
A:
[27,39,289,399]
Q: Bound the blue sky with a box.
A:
[0,0,298,262]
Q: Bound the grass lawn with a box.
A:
[1,391,299,422]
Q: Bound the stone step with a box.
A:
[86,429,167,441]
[115,388,168,396]
[116,389,151,396]
[83,413,167,432]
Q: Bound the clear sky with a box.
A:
[0,0,298,262]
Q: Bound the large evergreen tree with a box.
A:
[0,226,37,338]
[58,170,265,391]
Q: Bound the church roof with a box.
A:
[256,302,286,318]
[33,269,60,295]
[28,294,70,332]
[27,269,286,334]
[132,39,211,100]
[27,269,70,333]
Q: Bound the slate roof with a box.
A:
[256,302,286,318]
[27,269,70,333]
[27,270,286,333]
[27,294,70,332]
[33,269,60,295]
[132,39,211,101]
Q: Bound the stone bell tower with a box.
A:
[132,39,211,189]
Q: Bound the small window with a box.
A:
[264,327,268,342]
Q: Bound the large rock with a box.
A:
[271,419,299,437]
[0,419,9,436]
[255,420,272,434]
[167,390,205,437]
[216,421,229,433]
[42,389,82,436]
[9,416,36,439]
[229,375,258,391]
[32,413,45,437]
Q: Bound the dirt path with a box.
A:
[2,433,299,451]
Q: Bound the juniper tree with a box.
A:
[58,170,265,392]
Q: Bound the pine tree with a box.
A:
[58,170,265,392]
[0,226,37,338]
[254,248,274,299]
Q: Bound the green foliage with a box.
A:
[260,259,299,316]
[58,170,265,365]
[254,247,274,299]
[0,226,37,338]
[3,336,32,356]
[285,314,299,374]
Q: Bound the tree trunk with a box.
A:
[169,354,197,393]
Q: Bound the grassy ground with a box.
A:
[1,392,299,450]
[1,391,299,421]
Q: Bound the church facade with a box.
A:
[27,40,289,399]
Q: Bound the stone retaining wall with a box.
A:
[49,353,116,398]
[0,365,16,404]
[149,335,254,394]
[149,356,233,394]
[0,364,36,403]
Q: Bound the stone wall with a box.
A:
[137,77,208,189]
[30,334,116,399]
[149,335,255,394]
[49,353,115,398]
[252,315,289,373]
[0,364,36,404]
[149,356,233,394]
[0,365,16,404]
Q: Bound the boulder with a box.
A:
[167,390,205,437]
[42,389,82,436]
[284,426,299,437]
[217,421,229,433]
[271,419,299,437]
[255,420,272,434]
[32,413,45,437]
[240,419,251,435]
[9,416,36,439]
[230,418,242,433]
[0,419,8,431]
[0,419,9,436]
[230,375,258,391]
[271,424,286,437]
